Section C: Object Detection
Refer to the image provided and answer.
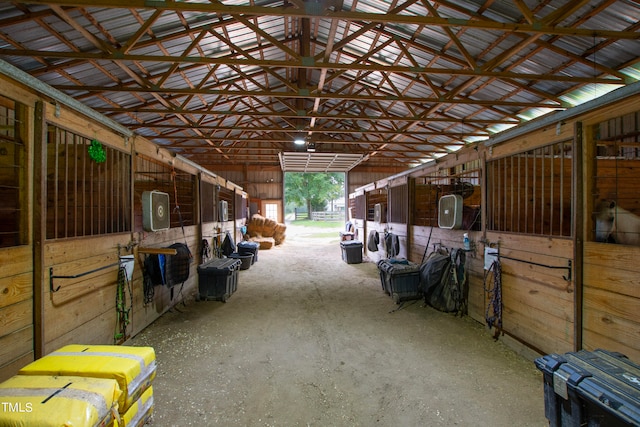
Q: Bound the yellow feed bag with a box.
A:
[0,374,120,427]
[113,386,153,427]
[18,345,156,414]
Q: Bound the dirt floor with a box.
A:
[128,223,548,426]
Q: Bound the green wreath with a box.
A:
[88,139,106,163]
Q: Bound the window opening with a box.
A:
[413,159,481,230]
[0,96,26,247]
[592,111,640,245]
[46,126,131,239]
[487,141,572,237]
[134,154,195,230]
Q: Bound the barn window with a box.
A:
[592,112,640,245]
[366,188,387,222]
[0,96,27,247]
[388,184,408,223]
[486,141,572,237]
[352,194,365,220]
[134,154,195,230]
[46,126,131,239]
[236,192,247,221]
[201,180,216,223]
[217,186,234,221]
[413,160,481,230]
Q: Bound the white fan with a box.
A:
[219,200,229,222]
[142,190,170,231]
[374,203,385,223]
[438,194,463,229]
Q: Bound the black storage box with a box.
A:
[237,241,259,264]
[534,349,640,427]
[197,258,241,302]
[377,259,421,303]
[340,240,363,264]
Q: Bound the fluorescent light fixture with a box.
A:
[294,138,306,145]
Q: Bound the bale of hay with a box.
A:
[246,214,286,247]
[261,219,274,237]
[251,237,275,249]
[273,223,287,245]
[246,214,265,237]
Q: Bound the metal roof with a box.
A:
[0,0,639,172]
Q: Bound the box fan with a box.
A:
[142,190,170,232]
[219,200,229,222]
[438,194,463,229]
[374,203,385,223]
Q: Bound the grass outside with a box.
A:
[286,219,344,228]
[286,219,346,238]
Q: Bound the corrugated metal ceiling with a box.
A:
[0,0,638,172]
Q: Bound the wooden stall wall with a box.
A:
[385,178,409,260]
[349,191,366,245]
[348,88,640,360]
[483,122,576,357]
[200,175,222,261]
[582,101,640,362]
[0,85,35,382]
[363,186,388,263]
[42,105,143,354]
[407,148,484,324]
[41,123,209,355]
[0,69,249,380]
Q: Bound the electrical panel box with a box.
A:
[438,194,463,229]
[142,190,170,232]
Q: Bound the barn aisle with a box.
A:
[128,224,546,426]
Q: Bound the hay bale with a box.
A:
[247,214,286,245]
[251,237,275,249]
[273,223,287,245]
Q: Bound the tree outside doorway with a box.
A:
[284,172,345,222]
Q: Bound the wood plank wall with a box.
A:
[0,87,35,381]
[581,104,640,362]
[583,242,640,361]
[0,246,34,381]
[0,75,249,381]
[356,93,640,362]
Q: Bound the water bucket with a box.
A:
[229,252,253,270]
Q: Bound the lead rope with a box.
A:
[171,167,189,247]
[114,264,132,344]
[484,259,503,340]
[171,167,192,307]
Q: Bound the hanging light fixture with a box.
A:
[294,137,306,145]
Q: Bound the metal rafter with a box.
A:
[0,0,637,170]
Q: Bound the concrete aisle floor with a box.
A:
[129,224,547,427]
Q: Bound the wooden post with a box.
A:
[573,121,584,352]
[33,101,46,359]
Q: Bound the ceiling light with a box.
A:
[294,138,305,145]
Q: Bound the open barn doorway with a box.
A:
[284,172,348,239]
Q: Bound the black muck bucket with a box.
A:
[229,252,253,270]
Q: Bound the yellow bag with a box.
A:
[113,386,153,427]
[0,374,120,427]
[19,345,155,414]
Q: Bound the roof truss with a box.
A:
[0,0,638,170]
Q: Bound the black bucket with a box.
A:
[229,252,253,270]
